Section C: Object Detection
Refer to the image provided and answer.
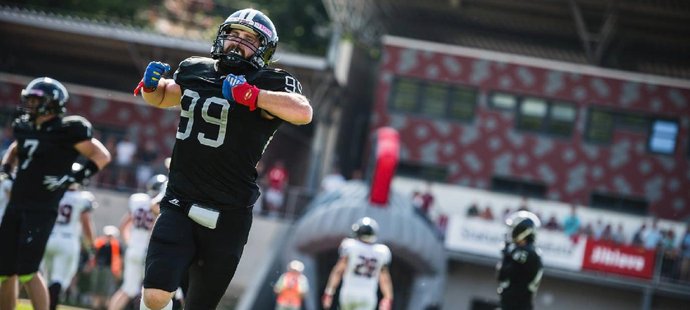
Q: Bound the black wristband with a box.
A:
[1,163,12,174]
[72,160,100,183]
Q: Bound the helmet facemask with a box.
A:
[211,9,278,71]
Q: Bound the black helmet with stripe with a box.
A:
[211,8,278,70]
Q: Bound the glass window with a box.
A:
[448,87,477,121]
[490,92,517,110]
[590,192,648,215]
[548,102,576,136]
[420,83,447,117]
[517,97,547,131]
[389,78,419,113]
[648,119,678,155]
[586,109,614,143]
[617,113,649,132]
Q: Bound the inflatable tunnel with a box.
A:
[279,181,447,309]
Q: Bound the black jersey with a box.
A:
[168,56,303,208]
[497,243,543,309]
[9,115,92,210]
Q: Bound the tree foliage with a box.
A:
[5,0,331,55]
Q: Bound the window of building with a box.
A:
[490,176,547,199]
[515,97,575,137]
[548,102,577,136]
[389,78,420,113]
[617,113,649,132]
[420,82,447,117]
[489,92,517,110]
[448,86,477,121]
[648,119,679,155]
[397,161,448,182]
[388,76,477,122]
[516,97,547,131]
[585,109,615,143]
[590,191,648,215]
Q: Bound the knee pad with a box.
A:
[18,273,35,284]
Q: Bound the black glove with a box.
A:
[43,160,99,191]
[0,163,13,181]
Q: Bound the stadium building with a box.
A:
[2,1,690,309]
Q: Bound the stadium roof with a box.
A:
[323,0,690,79]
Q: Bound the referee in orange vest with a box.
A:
[274,260,309,310]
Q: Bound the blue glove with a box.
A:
[222,74,247,100]
[143,61,171,90]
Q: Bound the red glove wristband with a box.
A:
[232,82,260,111]
[133,80,157,96]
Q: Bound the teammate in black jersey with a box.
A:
[135,8,312,310]
[497,211,544,310]
[0,77,111,310]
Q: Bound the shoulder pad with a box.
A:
[248,68,302,94]
[63,115,92,129]
[179,56,214,68]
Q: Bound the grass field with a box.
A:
[17,299,89,310]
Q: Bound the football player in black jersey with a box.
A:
[134,8,312,310]
[497,211,544,310]
[0,77,111,310]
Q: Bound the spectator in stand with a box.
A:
[411,190,423,214]
[562,204,581,238]
[544,214,560,231]
[632,223,647,247]
[592,219,605,241]
[437,213,449,240]
[135,140,158,191]
[480,206,494,221]
[114,136,137,190]
[265,160,289,217]
[660,229,678,279]
[611,223,626,245]
[466,201,480,217]
[643,219,663,250]
[415,182,435,218]
[600,223,614,243]
[320,166,346,193]
[580,222,594,239]
[680,227,690,282]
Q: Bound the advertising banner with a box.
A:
[445,216,585,270]
[582,239,657,279]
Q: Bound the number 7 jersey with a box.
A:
[169,57,303,208]
[339,238,392,295]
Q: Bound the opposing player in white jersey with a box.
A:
[0,174,12,223]
[41,183,96,310]
[322,217,394,310]
[108,174,167,310]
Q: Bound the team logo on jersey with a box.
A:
[168,198,180,206]
[244,89,253,101]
